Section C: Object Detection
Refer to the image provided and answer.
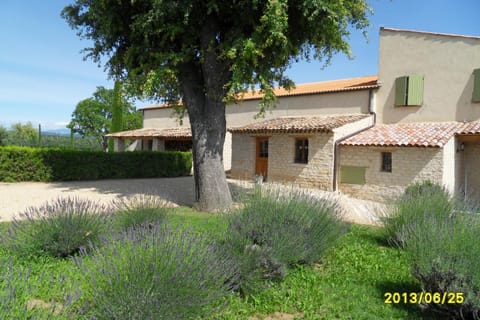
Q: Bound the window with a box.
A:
[295,139,308,164]
[473,68,480,102]
[340,166,366,185]
[395,75,424,106]
[259,140,268,158]
[381,152,392,172]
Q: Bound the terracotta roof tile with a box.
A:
[106,127,191,139]
[140,75,379,110]
[341,122,465,147]
[457,120,480,135]
[228,114,369,134]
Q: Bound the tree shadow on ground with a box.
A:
[50,176,254,208]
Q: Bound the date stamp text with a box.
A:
[384,292,464,304]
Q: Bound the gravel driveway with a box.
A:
[0,177,386,225]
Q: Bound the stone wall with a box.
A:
[268,133,335,190]
[230,134,256,179]
[338,145,444,202]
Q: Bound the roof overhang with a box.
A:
[228,114,369,135]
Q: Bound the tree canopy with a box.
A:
[62,0,370,211]
[68,86,142,151]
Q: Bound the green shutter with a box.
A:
[340,166,366,185]
[473,69,480,102]
[395,76,408,106]
[407,74,424,105]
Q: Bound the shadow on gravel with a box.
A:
[49,176,253,207]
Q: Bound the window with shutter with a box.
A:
[473,69,480,103]
[395,75,424,106]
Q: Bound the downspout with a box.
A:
[332,88,377,191]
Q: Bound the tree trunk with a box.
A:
[189,100,232,212]
[178,24,233,212]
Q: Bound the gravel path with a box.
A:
[0,177,386,225]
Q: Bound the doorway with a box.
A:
[255,137,269,179]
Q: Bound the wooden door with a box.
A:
[255,137,269,179]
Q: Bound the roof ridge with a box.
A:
[381,27,480,40]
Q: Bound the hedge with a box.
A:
[0,146,192,182]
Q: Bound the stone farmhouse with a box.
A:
[108,27,480,202]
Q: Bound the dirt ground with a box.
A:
[0,177,386,225]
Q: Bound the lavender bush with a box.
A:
[75,223,237,319]
[111,195,170,232]
[2,197,110,257]
[224,185,346,294]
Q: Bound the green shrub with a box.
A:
[75,224,237,319]
[223,185,346,294]
[382,180,453,248]
[406,214,480,319]
[2,198,110,258]
[0,259,68,319]
[0,146,192,182]
[111,195,170,232]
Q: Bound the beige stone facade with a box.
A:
[113,27,480,203]
[230,115,374,191]
[376,28,480,124]
[338,145,445,202]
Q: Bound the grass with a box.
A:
[0,206,437,319]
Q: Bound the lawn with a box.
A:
[0,206,435,320]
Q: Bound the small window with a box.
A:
[381,152,392,172]
[473,69,480,102]
[295,139,308,164]
[259,140,268,158]
[395,75,424,106]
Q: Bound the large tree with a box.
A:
[62,0,369,211]
[68,86,142,151]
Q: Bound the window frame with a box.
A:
[473,68,480,103]
[395,75,424,106]
[294,138,309,164]
[381,152,392,173]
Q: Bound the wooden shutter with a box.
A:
[473,69,480,102]
[407,74,424,105]
[395,76,408,106]
[340,166,366,185]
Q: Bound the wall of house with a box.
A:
[142,89,371,171]
[230,134,256,179]
[442,137,457,194]
[376,28,480,124]
[143,90,371,129]
[226,90,371,126]
[268,133,335,190]
[338,145,444,202]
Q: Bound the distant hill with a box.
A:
[42,128,72,136]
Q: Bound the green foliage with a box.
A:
[0,125,8,146]
[3,122,39,146]
[406,214,480,319]
[385,181,480,318]
[2,198,110,258]
[62,0,369,113]
[223,185,346,294]
[0,146,192,182]
[109,81,124,152]
[111,195,170,232]
[67,86,141,151]
[0,209,432,320]
[75,224,237,319]
[382,180,453,248]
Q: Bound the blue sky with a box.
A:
[0,0,479,130]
